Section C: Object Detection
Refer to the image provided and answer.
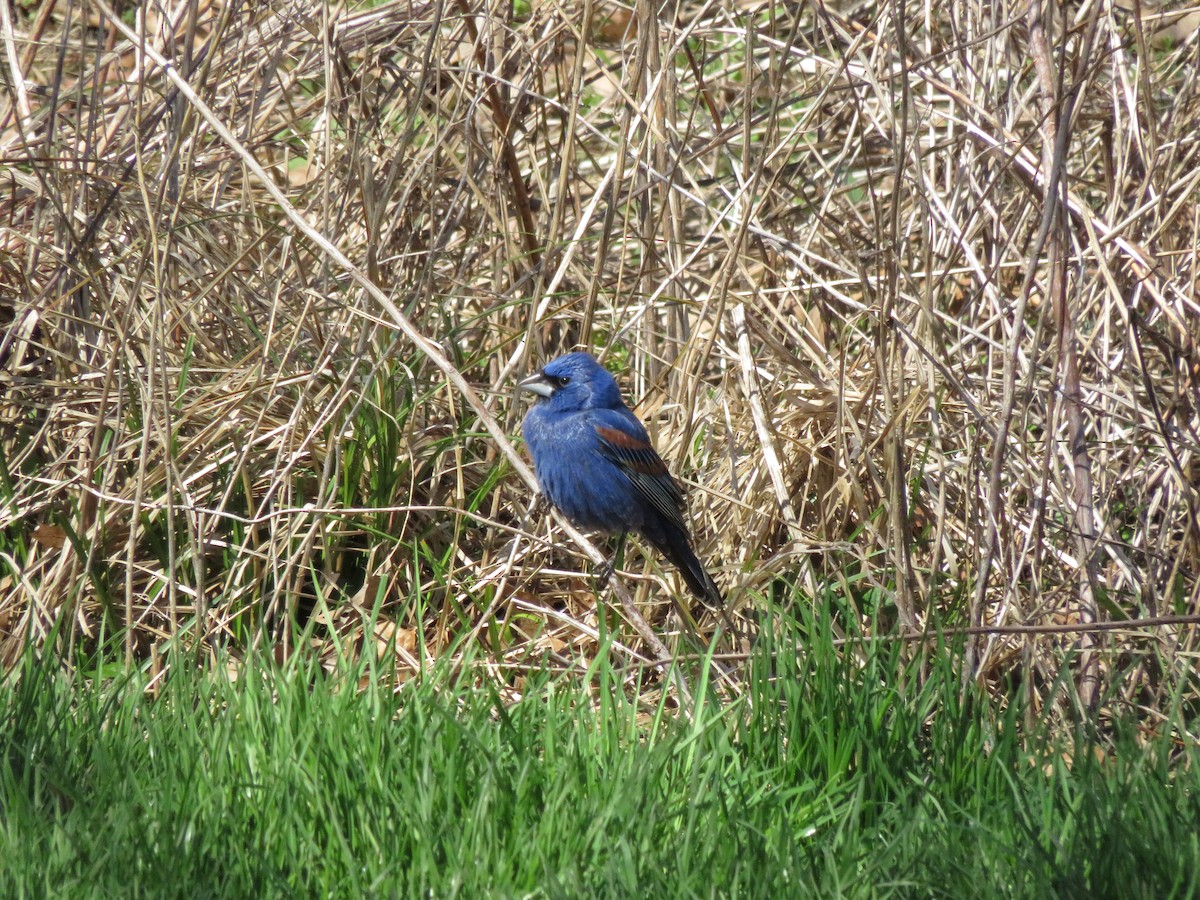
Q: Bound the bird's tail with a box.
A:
[648,524,723,608]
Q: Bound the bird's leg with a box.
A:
[596,532,627,591]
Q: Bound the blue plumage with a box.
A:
[520,352,722,607]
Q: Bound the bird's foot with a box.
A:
[595,560,615,591]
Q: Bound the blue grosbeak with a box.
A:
[520,352,722,607]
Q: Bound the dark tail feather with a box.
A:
[648,524,723,608]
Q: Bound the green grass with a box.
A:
[2,604,1197,898]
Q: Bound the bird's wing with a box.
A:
[592,412,688,531]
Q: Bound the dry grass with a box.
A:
[1,0,1198,723]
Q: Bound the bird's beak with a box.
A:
[518,372,555,399]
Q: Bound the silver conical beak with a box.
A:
[518,372,554,398]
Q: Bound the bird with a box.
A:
[519,351,722,608]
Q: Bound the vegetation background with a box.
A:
[1,0,1199,892]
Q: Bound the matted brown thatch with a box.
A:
[1,0,1197,721]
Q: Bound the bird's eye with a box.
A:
[548,374,570,388]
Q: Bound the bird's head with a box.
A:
[519,352,623,412]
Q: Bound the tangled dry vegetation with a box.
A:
[1,0,1198,722]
